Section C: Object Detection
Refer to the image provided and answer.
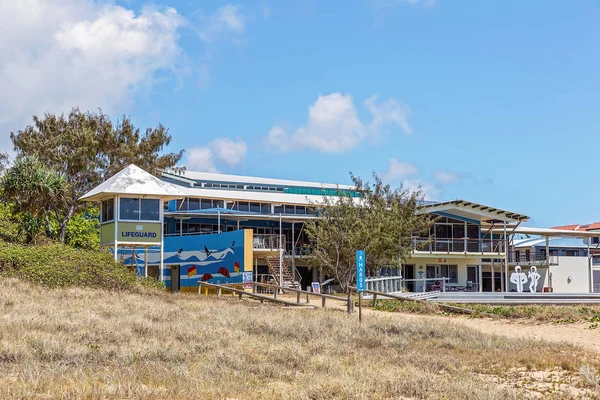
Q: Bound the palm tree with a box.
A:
[0,156,71,243]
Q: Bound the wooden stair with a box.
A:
[265,255,298,288]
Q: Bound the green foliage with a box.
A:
[0,156,71,243]
[10,108,184,242]
[372,300,441,314]
[0,203,23,243]
[60,207,100,250]
[305,173,431,291]
[0,239,163,292]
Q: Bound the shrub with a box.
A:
[0,239,163,292]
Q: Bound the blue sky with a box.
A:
[1,0,599,227]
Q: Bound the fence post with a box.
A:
[252,282,256,293]
[297,291,301,304]
[274,288,278,300]
[322,296,326,308]
[373,293,378,307]
[238,291,243,300]
[217,287,222,297]
[347,291,352,314]
[306,286,310,303]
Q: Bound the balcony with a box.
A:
[410,237,506,254]
[253,234,285,251]
[508,252,559,266]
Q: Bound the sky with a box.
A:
[0,0,599,228]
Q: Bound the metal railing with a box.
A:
[164,230,219,237]
[253,234,285,250]
[364,276,452,293]
[410,237,506,253]
[507,252,559,265]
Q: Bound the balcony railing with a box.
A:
[410,237,506,254]
[253,234,285,251]
[507,252,559,266]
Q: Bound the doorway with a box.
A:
[403,264,415,292]
[170,265,180,293]
[467,265,480,291]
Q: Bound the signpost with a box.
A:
[356,250,366,322]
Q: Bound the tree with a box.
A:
[0,156,71,243]
[10,108,184,242]
[304,174,432,292]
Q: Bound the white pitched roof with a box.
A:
[80,164,185,202]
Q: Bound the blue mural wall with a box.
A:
[121,230,248,290]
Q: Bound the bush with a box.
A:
[0,240,164,292]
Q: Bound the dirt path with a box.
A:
[393,312,600,353]
[275,293,600,353]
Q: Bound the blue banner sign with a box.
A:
[356,250,366,292]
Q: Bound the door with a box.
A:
[467,265,479,291]
[404,265,415,292]
[171,265,180,293]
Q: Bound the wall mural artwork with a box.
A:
[510,265,541,293]
[121,230,246,288]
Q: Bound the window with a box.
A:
[238,202,249,212]
[213,200,224,208]
[249,202,260,213]
[101,199,114,222]
[201,199,212,209]
[176,199,187,211]
[296,206,306,215]
[120,198,140,220]
[566,250,578,257]
[140,199,160,221]
[284,205,295,214]
[188,198,200,210]
[274,205,284,214]
[120,197,160,221]
[260,204,272,214]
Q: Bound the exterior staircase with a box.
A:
[265,254,299,288]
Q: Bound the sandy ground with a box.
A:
[273,292,600,353]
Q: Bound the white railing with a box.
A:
[410,237,506,254]
[365,276,452,294]
[253,234,285,251]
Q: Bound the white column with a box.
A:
[279,214,283,285]
[218,211,221,233]
[503,221,508,291]
[491,259,495,292]
[546,236,551,291]
[114,195,119,262]
[464,221,467,251]
[588,239,593,293]
[144,246,148,278]
[478,265,483,292]
[160,199,165,282]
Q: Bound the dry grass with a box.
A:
[0,279,599,399]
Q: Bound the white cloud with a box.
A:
[266,92,412,153]
[260,1,271,18]
[433,169,493,186]
[0,0,185,150]
[197,4,246,42]
[403,179,441,201]
[382,158,418,182]
[209,138,247,168]
[186,138,247,172]
[187,147,218,172]
[433,170,460,185]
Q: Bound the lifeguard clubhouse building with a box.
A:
[81,165,600,295]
